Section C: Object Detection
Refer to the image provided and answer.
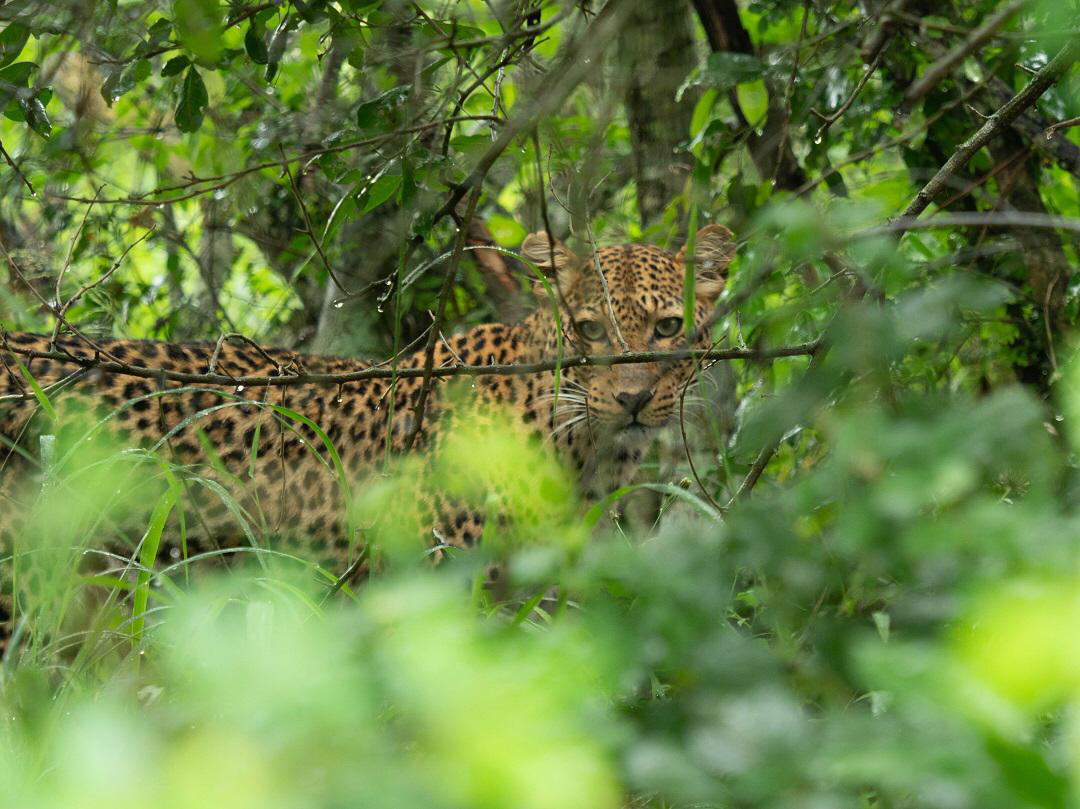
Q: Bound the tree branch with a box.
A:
[728,346,828,505]
[811,48,884,142]
[901,36,1080,220]
[860,0,913,63]
[901,0,1030,109]
[0,340,820,401]
[404,187,481,450]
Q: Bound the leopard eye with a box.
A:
[575,319,606,342]
[654,317,683,339]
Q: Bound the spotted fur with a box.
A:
[0,225,735,651]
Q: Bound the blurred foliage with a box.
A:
[2,0,1080,808]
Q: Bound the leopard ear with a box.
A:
[676,224,736,297]
[520,231,578,276]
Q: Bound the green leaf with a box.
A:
[16,359,57,421]
[688,86,719,159]
[2,101,23,123]
[690,87,718,140]
[0,61,36,86]
[172,0,222,66]
[265,17,290,81]
[0,78,49,126]
[244,21,268,64]
[360,174,402,213]
[216,47,244,68]
[0,23,30,69]
[161,54,190,76]
[101,60,150,106]
[175,66,208,132]
[702,52,765,90]
[448,133,490,159]
[293,0,330,23]
[18,91,49,137]
[683,205,698,340]
[131,474,182,641]
[355,85,408,130]
[487,214,526,247]
[147,17,174,43]
[736,79,768,125]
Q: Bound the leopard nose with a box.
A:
[615,389,655,416]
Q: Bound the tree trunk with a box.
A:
[616,0,697,227]
[691,0,806,189]
[985,129,1071,393]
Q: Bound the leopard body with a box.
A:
[0,226,735,651]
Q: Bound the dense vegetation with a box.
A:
[2,0,1080,806]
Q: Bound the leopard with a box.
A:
[0,224,736,654]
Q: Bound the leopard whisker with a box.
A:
[536,383,588,396]
[534,392,588,403]
[551,414,588,437]
[543,378,588,394]
[552,407,589,421]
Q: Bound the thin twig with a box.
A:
[902,0,1031,109]
[584,214,629,352]
[0,236,123,368]
[394,0,636,321]
[727,340,828,505]
[776,0,811,177]
[860,0,913,63]
[57,229,154,322]
[46,116,502,206]
[404,186,482,451]
[935,146,1029,210]
[794,66,995,197]
[1045,115,1080,138]
[55,185,105,317]
[207,333,288,376]
[810,48,884,142]
[1044,270,1061,376]
[224,2,278,31]
[279,144,350,295]
[0,341,820,399]
[901,35,1080,220]
[868,211,1080,237]
[0,139,33,195]
[891,10,1072,41]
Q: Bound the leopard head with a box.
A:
[520,225,736,443]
